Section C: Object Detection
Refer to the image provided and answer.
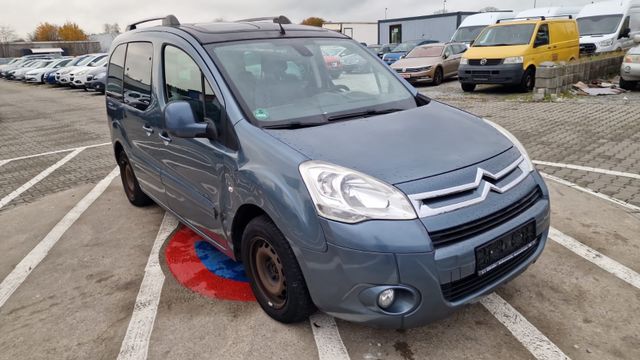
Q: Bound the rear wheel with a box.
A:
[518,67,536,93]
[242,215,315,323]
[461,83,476,92]
[619,77,637,91]
[117,150,153,207]
[432,67,443,86]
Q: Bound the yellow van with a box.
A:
[458,17,579,92]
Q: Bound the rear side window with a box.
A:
[124,42,153,111]
[107,44,126,97]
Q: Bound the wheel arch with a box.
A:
[230,204,269,260]
[113,141,124,163]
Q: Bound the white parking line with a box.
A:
[117,213,179,360]
[549,227,640,290]
[533,160,640,180]
[0,167,119,309]
[309,313,351,360]
[541,172,640,213]
[481,293,570,360]
[0,148,84,210]
[0,142,110,167]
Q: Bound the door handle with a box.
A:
[142,124,154,135]
[159,132,172,145]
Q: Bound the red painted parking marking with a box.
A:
[165,226,255,302]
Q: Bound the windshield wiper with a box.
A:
[263,122,326,130]
[327,108,403,122]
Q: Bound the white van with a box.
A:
[450,11,514,45]
[517,7,584,19]
[577,0,640,54]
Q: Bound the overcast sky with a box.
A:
[3,0,597,38]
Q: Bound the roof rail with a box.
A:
[126,15,180,31]
[496,15,572,23]
[235,16,292,24]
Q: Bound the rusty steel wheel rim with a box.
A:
[250,237,287,309]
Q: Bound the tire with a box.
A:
[330,71,342,79]
[518,67,536,93]
[461,83,476,92]
[619,77,637,91]
[117,150,153,207]
[433,67,443,86]
[242,215,315,323]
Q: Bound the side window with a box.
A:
[163,46,230,148]
[444,46,453,58]
[123,42,153,111]
[107,44,126,98]
[535,24,550,47]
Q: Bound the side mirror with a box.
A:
[164,101,217,139]
[443,53,449,59]
[635,34,640,44]
[620,28,631,39]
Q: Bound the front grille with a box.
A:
[468,59,503,66]
[429,186,542,248]
[441,238,539,302]
[580,43,596,54]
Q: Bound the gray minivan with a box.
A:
[107,15,550,328]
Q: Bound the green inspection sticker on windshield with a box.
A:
[254,108,270,121]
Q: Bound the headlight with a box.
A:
[624,54,640,63]
[460,58,468,65]
[483,119,534,173]
[299,161,417,223]
[503,56,524,64]
[598,38,614,47]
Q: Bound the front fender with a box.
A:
[227,120,327,253]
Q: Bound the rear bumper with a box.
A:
[621,62,640,81]
[458,63,524,85]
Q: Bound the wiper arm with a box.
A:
[327,108,403,122]
[263,122,326,130]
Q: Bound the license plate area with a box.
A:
[475,221,536,276]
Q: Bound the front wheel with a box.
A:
[518,67,536,93]
[619,77,637,91]
[432,67,443,86]
[461,83,476,92]
[117,150,153,207]
[242,215,315,323]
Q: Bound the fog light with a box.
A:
[377,289,395,309]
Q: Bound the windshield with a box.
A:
[88,55,108,66]
[68,56,88,66]
[452,26,487,43]
[391,42,418,52]
[474,24,535,46]
[77,56,98,66]
[207,38,415,126]
[406,46,444,58]
[577,15,623,36]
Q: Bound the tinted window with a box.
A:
[123,42,153,111]
[107,44,126,97]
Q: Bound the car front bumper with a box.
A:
[394,68,435,81]
[298,172,550,328]
[25,74,41,83]
[621,62,640,81]
[458,63,525,85]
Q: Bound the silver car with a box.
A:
[620,35,640,90]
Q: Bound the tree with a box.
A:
[0,25,17,43]
[32,22,60,41]
[103,23,121,35]
[480,6,500,12]
[58,22,88,41]
[301,17,325,27]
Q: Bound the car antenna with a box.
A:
[276,15,286,35]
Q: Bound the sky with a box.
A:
[1,0,598,39]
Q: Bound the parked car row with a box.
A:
[0,53,108,93]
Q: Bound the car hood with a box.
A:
[267,101,514,185]
[465,45,529,59]
[391,57,441,69]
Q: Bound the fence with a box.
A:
[0,41,102,58]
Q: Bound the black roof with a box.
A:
[175,22,348,44]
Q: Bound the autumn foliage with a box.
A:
[58,22,88,41]
[301,17,325,27]
[31,21,88,41]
